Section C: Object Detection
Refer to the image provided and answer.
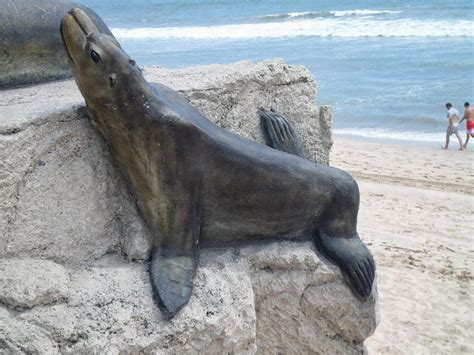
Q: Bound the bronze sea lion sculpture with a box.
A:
[61,8,375,318]
[0,0,111,89]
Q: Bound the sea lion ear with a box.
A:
[108,73,117,88]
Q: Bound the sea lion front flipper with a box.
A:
[149,206,200,318]
[259,109,305,158]
[150,247,197,318]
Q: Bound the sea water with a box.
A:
[81,0,474,143]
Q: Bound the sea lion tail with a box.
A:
[259,109,305,158]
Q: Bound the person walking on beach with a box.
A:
[459,102,474,148]
[443,102,464,150]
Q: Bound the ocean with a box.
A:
[80,0,474,143]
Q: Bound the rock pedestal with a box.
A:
[0,60,377,354]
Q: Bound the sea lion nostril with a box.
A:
[129,59,136,66]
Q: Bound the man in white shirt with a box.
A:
[443,102,464,150]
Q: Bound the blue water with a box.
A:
[81,0,474,142]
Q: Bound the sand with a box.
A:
[330,137,474,354]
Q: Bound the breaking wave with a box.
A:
[112,18,473,39]
[259,9,402,20]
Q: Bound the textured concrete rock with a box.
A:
[246,243,377,354]
[0,259,70,309]
[0,106,148,264]
[0,308,58,354]
[0,245,377,354]
[0,60,377,353]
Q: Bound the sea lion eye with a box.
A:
[90,50,102,64]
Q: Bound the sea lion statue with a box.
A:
[61,8,375,318]
[0,0,111,89]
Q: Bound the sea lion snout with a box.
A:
[61,11,88,67]
[61,8,119,68]
[67,8,100,37]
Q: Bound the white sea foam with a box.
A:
[261,9,401,20]
[333,128,448,143]
[287,11,313,18]
[112,18,473,40]
[331,9,401,17]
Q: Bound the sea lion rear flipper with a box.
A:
[316,231,375,300]
[259,109,305,158]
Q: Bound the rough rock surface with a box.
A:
[0,244,377,354]
[0,259,70,309]
[0,60,377,353]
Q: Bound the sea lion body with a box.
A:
[62,9,374,318]
[0,0,111,89]
[187,120,351,245]
[92,81,355,244]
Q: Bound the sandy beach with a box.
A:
[331,137,474,354]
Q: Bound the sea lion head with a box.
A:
[61,8,143,110]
